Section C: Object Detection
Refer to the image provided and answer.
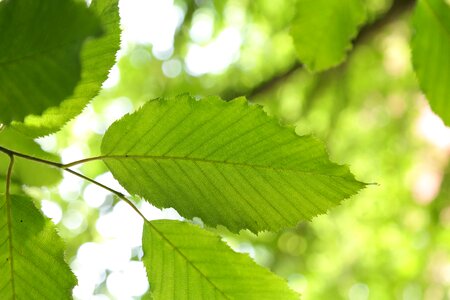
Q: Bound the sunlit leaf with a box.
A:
[101,95,365,233]
[143,220,300,299]
[411,0,450,126]
[0,194,76,299]
[0,0,102,124]
[9,0,121,137]
[290,0,366,72]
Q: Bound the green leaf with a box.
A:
[143,220,300,299]
[0,0,102,124]
[411,0,450,126]
[0,194,76,299]
[10,0,121,137]
[101,95,365,233]
[0,129,62,190]
[290,0,366,72]
[0,180,21,195]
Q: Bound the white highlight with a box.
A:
[102,65,120,89]
[162,59,182,78]
[61,145,85,165]
[36,135,57,152]
[106,261,149,298]
[96,201,143,247]
[185,27,242,76]
[119,0,184,57]
[416,102,450,150]
[103,97,134,129]
[189,9,215,43]
[72,105,103,138]
[58,172,83,201]
[349,283,370,300]
[40,200,63,224]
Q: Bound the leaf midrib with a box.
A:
[147,222,232,300]
[4,195,16,299]
[102,154,351,180]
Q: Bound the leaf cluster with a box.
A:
[0,0,448,299]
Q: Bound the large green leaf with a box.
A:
[101,95,365,233]
[0,0,101,124]
[290,0,366,72]
[411,0,450,126]
[0,194,76,299]
[143,220,299,299]
[10,0,121,137]
[0,129,62,191]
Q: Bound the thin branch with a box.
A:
[0,146,63,168]
[64,168,147,220]
[222,0,416,100]
[0,146,147,222]
[62,156,106,168]
[5,153,14,197]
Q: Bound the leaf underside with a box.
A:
[143,220,300,300]
[0,0,101,124]
[0,194,76,299]
[102,95,365,233]
[290,0,366,72]
[411,0,450,126]
[10,0,121,137]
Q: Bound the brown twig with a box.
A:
[222,0,416,100]
[0,146,147,221]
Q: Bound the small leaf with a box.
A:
[411,0,450,126]
[0,129,62,190]
[0,194,76,299]
[0,0,102,124]
[10,0,121,137]
[101,95,365,233]
[143,220,300,299]
[290,0,366,72]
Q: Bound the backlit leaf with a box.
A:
[143,220,300,299]
[10,0,121,137]
[411,0,450,125]
[0,0,101,123]
[0,194,76,299]
[101,95,365,233]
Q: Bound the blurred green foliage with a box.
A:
[32,0,450,298]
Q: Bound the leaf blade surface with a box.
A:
[102,95,365,232]
[0,0,101,124]
[10,0,121,137]
[0,194,76,299]
[411,0,450,125]
[143,220,300,299]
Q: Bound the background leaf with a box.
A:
[10,0,121,137]
[143,220,300,299]
[290,0,366,72]
[0,0,101,124]
[0,129,61,191]
[101,95,365,233]
[0,194,76,299]
[411,0,450,126]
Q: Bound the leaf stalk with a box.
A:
[0,146,147,221]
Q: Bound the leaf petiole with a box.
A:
[0,145,147,221]
[4,151,16,296]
